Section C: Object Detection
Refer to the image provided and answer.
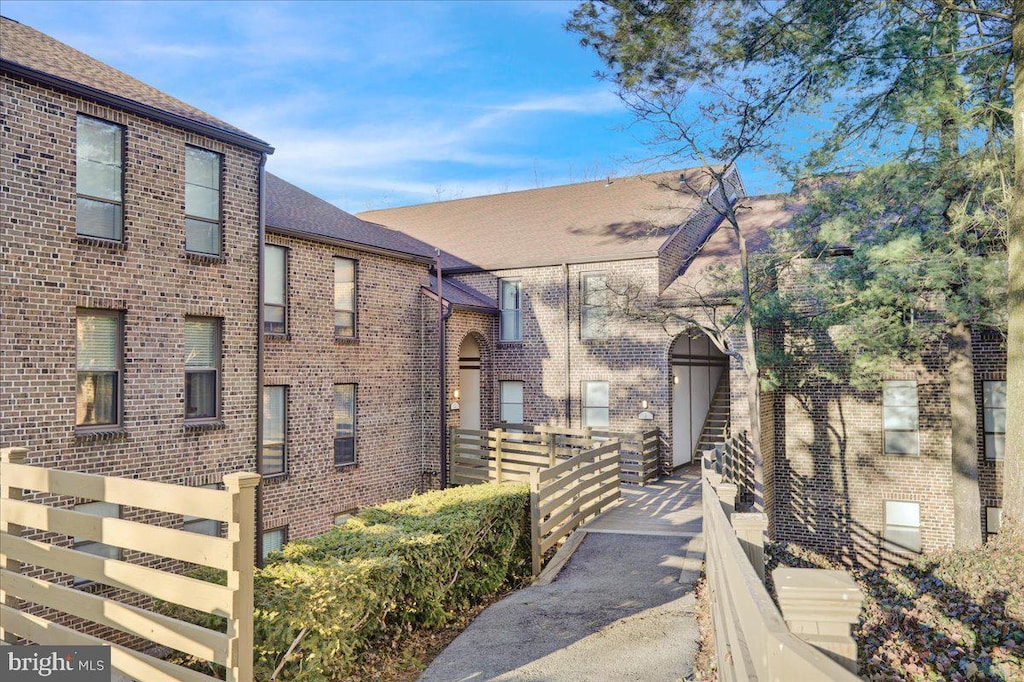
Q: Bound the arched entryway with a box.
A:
[458,335,482,430]
[670,331,729,466]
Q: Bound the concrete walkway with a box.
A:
[418,465,704,682]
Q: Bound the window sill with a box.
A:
[983,457,1003,465]
[335,462,358,471]
[184,419,225,432]
[497,340,524,346]
[75,235,126,250]
[334,335,359,345]
[185,251,226,265]
[261,471,288,482]
[264,333,291,342]
[74,427,127,442]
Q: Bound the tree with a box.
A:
[1008,0,1023,535]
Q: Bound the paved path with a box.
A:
[418,465,704,682]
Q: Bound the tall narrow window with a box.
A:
[334,384,356,466]
[334,258,356,338]
[983,380,1006,461]
[986,507,1002,539]
[500,381,524,425]
[73,501,121,584]
[884,500,921,552]
[882,380,919,456]
[76,310,121,428]
[76,115,123,241]
[185,146,222,255]
[582,381,610,429]
[264,245,287,334]
[182,484,222,536]
[262,527,287,562]
[185,317,220,421]
[499,279,522,342]
[263,386,286,475]
[581,273,608,339]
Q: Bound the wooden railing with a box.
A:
[0,447,259,682]
[702,454,863,680]
[529,441,621,575]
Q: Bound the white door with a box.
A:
[672,365,692,466]
[459,337,481,430]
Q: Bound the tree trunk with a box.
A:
[948,323,982,549]
[1005,0,1024,534]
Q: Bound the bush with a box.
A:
[165,482,530,680]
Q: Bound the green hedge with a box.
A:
[166,482,530,680]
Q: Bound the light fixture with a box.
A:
[673,375,679,385]
[453,388,460,400]
[641,399,649,410]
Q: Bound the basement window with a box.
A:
[883,500,921,553]
[986,507,1001,539]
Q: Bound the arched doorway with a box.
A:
[671,332,729,466]
[458,335,481,430]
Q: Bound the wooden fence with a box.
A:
[529,441,621,575]
[0,447,259,682]
[702,454,863,681]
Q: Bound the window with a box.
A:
[73,501,121,584]
[76,115,123,241]
[581,273,608,339]
[185,317,220,420]
[983,381,1006,461]
[882,380,919,456]
[334,258,356,338]
[499,279,522,342]
[500,381,524,425]
[883,500,921,553]
[986,506,1002,539]
[334,511,355,526]
[263,386,286,476]
[76,310,122,428]
[185,146,222,255]
[182,484,222,536]
[264,245,287,334]
[582,381,610,429]
[334,384,356,466]
[262,527,287,562]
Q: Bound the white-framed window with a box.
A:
[263,386,287,476]
[73,500,121,584]
[334,257,357,338]
[264,245,287,334]
[582,381,610,429]
[883,500,921,553]
[76,114,123,241]
[500,381,524,425]
[185,146,222,255]
[185,317,220,421]
[182,484,222,536]
[262,526,287,562]
[986,506,1002,539]
[581,273,608,339]
[882,380,919,456]
[334,384,356,466]
[76,309,122,429]
[499,279,522,342]
[983,380,1006,461]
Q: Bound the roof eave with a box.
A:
[1,59,275,154]
[266,224,435,265]
[443,250,663,274]
[419,286,498,315]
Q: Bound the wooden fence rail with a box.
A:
[0,447,259,682]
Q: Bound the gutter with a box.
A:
[1,60,274,154]
[441,251,663,275]
[436,250,452,489]
[564,263,571,427]
[255,153,267,567]
[266,225,435,265]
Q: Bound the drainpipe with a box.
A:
[564,263,571,427]
[255,153,267,567]
[437,249,449,489]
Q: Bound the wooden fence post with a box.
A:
[716,482,738,518]
[773,567,865,673]
[1,447,28,644]
[545,430,556,467]
[731,512,768,583]
[223,471,261,682]
[493,428,504,484]
[529,469,542,576]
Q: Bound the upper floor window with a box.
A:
[76,115,123,241]
[263,386,287,476]
[581,273,608,339]
[264,245,287,334]
[185,317,220,421]
[500,381,524,425]
[983,380,1006,461]
[334,384,357,466]
[582,380,610,429]
[882,380,919,456]
[334,258,357,338]
[499,279,522,342]
[185,146,222,256]
[883,500,921,553]
[76,309,122,429]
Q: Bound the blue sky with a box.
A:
[4,1,787,211]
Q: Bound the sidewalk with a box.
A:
[418,468,704,682]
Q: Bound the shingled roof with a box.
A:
[266,173,439,264]
[358,168,714,272]
[0,16,271,153]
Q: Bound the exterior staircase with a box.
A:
[692,373,730,460]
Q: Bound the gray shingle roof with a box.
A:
[358,169,714,271]
[0,16,271,153]
[422,275,498,313]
